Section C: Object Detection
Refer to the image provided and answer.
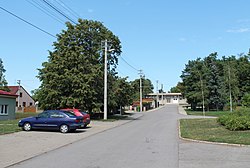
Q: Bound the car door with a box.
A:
[32,112,49,128]
[46,111,66,129]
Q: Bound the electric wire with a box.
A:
[0,6,56,38]
[41,0,77,24]
[25,0,65,25]
[120,56,139,72]
[55,0,81,19]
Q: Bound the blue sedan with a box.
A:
[18,110,84,133]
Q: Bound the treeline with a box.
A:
[175,52,250,111]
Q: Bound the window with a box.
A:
[50,112,64,118]
[0,105,8,115]
[29,102,33,106]
[20,92,23,97]
[38,112,49,118]
[23,102,26,107]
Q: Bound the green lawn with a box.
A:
[186,110,230,117]
[180,118,250,145]
[0,119,21,135]
[0,112,38,135]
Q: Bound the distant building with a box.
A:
[8,86,35,108]
[132,98,155,111]
[0,90,18,120]
[146,92,184,106]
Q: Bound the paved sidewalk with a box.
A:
[0,113,142,168]
[178,105,187,115]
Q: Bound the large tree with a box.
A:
[37,19,121,111]
[0,58,9,91]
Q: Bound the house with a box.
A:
[8,86,35,108]
[146,92,184,106]
[0,90,18,120]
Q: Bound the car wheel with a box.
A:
[60,124,69,133]
[23,122,32,131]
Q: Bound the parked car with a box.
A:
[61,108,91,128]
[18,110,84,133]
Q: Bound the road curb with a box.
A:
[177,120,249,147]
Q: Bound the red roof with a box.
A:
[0,90,18,97]
[8,86,19,94]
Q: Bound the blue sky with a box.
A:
[1,0,250,94]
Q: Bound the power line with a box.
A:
[55,0,81,19]
[25,0,65,25]
[120,56,139,72]
[0,6,56,38]
[41,0,77,24]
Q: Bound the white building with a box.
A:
[146,93,184,106]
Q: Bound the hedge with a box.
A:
[217,108,250,131]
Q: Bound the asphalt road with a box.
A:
[8,105,250,168]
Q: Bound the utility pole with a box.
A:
[156,80,159,108]
[17,80,21,107]
[102,39,115,119]
[228,66,233,112]
[199,75,205,117]
[103,39,108,120]
[138,70,143,112]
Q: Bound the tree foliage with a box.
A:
[0,58,9,91]
[180,52,250,111]
[130,78,154,101]
[37,19,122,111]
[170,82,184,94]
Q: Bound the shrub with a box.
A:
[242,93,250,107]
[217,107,250,131]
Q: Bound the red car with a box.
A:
[61,109,91,128]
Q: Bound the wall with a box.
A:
[18,87,35,107]
[0,96,16,120]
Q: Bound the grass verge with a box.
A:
[180,118,250,145]
[0,112,38,135]
[186,111,230,117]
[0,119,21,135]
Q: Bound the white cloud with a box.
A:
[227,28,250,33]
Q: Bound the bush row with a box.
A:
[217,108,250,131]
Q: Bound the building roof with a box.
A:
[8,86,35,102]
[8,86,19,95]
[133,98,154,106]
[147,92,182,96]
[0,90,18,97]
